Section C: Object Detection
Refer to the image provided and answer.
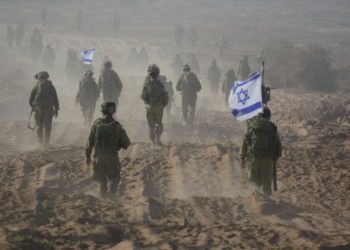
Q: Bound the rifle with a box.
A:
[27,108,36,130]
[273,160,278,191]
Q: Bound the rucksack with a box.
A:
[34,80,54,107]
[248,119,277,157]
[94,120,118,153]
[179,72,200,93]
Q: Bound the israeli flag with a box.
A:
[228,72,263,121]
[80,48,95,64]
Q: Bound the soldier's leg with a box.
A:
[188,96,197,125]
[182,98,189,124]
[35,110,44,145]
[43,112,53,146]
[248,158,262,192]
[146,106,156,144]
[155,106,164,146]
[260,159,273,195]
[93,159,108,196]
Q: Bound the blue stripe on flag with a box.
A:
[232,101,262,117]
[233,72,261,93]
[83,59,93,63]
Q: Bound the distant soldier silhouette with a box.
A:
[86,102,130,197]
[176,64,202,125]
[174,24,184,48]
[238,55,251,81]
[29,27,44,62]
[159,75,174,121]
[207,59,221,94]
[42,45,55,70]
[171,54,184,79]
[76,70,99,125]
[15,22,25,48]
[6,25,15,48]
[98,61,123,111]
[29,71,59,147]
[222,69,237,105]
[65,49,80,81]
[186,53,200,75]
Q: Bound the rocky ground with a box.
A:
[0,89,350,249]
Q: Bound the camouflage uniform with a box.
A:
[29,72,59,146]
[240,115,282,195]
[222,69,237,105]
[86,108,130,195]
[141,67,169,146]
[176,67,202,125]
[207,60,221,94]
[76,71,99,125]
[98,62,123,110]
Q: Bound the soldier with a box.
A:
[76,70,99,125]
[176,64,202,125]
[207,59,221,94]
[29,71,59,147]
[141,64,169,146]
[15,22,25,48]
[186,53,200,75]
[222,69,237,105]
[159,75,174,121]
[29,27,44,62]
[42,45,55,70]
[237,55,251,81]
[65,49,79,81]
[86,102,130,197]
[174,24,184,48]
[6,25,15,48]
[240,107,282,195]
[171,54,184,80]
[98,61,123,111]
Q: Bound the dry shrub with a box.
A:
[264,40,337,92]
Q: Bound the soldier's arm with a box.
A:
[161,83,169,107]
[93,79,100,100]
[117,126,131,150]
[175,75,183,91]
[29,85,38,108]
[140,83,148,102]
[52,85,59,111]
[274,132,283,160]
[194,74,202,92]
[115,73,123,94]
[85,123,97,158]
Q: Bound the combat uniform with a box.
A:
[240,115,282,195]
[141,68,169,146]
[207,60,221,94]
[29,72,59,146]
[222,69,237,105]
[176,67,202,125]
[76,71,99,125]
[98,62,123,110]
[86,111,130,195]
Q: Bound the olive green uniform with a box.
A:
[176,72,202,125]
[207,61,221,94]
[240,117,282,195]
[29,79,59,146]
[98,68,123,109]
[86,116,130,194]
[141,76,169,144]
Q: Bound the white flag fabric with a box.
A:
[228,72,263,121]
[80,48,95,64]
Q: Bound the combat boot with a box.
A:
[149,130,156,146]
[155,126,163,146]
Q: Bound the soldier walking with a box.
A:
[237,55,251,81]
[159,75,174,121]
[86,102,130,197]
[76,70,99,125]
[15,22,25,48]
[222,69,237,105]
[176,64,202,125]
[207,59,221,94]
[141,64,169,146]
[240,107,282,195]
[98,61,123,111]
[29,71,59,147]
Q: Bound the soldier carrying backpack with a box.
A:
[239,107,282,195]
[176,64,202,125]
[29,71,59,147]
[86,102,130,197]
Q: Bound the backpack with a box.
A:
[248,118,277,157]
[94,120,118,153]
[144,79,168,106]
[34,80,54,107]
[179,72,200,94]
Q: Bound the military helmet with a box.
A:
[148,64,160,77]
[183,64,191,72]
[104,61,113,69]
[85,70,93,77]
[101,102,116,115]
[260,107,271,119]
[35,71,50,80]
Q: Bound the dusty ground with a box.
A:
[0,89,350,249]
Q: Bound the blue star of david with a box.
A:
[237,88,250,105]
